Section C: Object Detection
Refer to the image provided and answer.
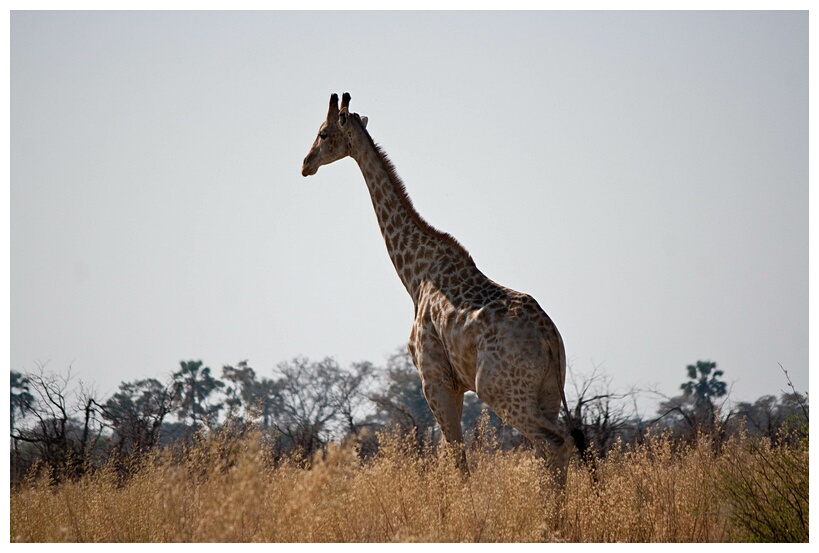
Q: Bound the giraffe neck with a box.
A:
[347,117,475,304]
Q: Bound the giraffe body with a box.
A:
[302,93,575,484]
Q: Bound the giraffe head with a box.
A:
[301,92,368,177]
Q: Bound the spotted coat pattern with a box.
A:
[302,93,573,483]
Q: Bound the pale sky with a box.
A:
[9,10,809,415]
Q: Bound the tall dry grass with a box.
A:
[9,425,807,542]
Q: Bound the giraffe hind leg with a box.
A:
[475,352,571,485]
[493,400,572,488]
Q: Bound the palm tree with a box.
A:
[172,360,224,429]
[680,360,727,428]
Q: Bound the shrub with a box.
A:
[717,433,808,542]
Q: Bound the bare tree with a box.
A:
[267,357,373,461]
[333,361,376,438]
[11,364,105,482]
[567,364,640,455]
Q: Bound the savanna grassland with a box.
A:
[10,424,808,543]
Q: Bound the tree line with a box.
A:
[9,350,808,484]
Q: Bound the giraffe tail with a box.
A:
[560,389,588,457]
[570,427,588,456]
[554,336,588,457]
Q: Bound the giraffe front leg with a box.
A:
[409,329,468,474]
[420,378,468,474]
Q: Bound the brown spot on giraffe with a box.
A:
[301,92,582,486]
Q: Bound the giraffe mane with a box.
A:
[353,113,474,264]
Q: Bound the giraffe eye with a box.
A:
[319,131,329,140]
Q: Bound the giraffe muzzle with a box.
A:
[302,158,318,177]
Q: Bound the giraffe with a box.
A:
[301,93,584,486]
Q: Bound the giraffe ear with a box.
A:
[360,116,368,129]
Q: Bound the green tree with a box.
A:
[10,370,34,432]
[733,392,808,443]
[461,392,509,447]
[369,348,435,440]
[221,360,257,421]
[657,359,728,436]
[101,378,176,454]
[221,361,279,428]
[222,361,279,429]
[680,360,727,427]
[246,377,280,430]
[172,360,224,429]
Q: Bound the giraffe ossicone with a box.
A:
[301,92,584,486]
